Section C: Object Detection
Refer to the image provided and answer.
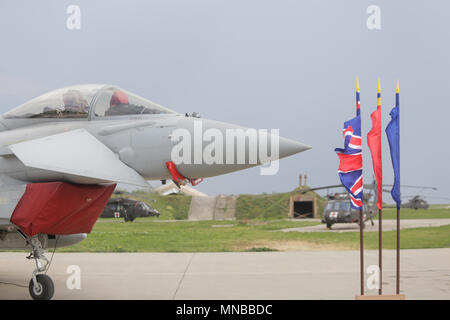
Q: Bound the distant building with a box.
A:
[289,194,319,219]
[188,195,237,220]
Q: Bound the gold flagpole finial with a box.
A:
[396,80,399,93]
[356,77,360,92]
[377,78,381,106]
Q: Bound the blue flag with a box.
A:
[386,82,401,209]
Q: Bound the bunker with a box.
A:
[289,194,318,219]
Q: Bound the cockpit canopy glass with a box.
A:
[325,201,337,211]
[94,87,175,117]
[339,201,351,211]
[3,85,102,119]
[325,201,351,211]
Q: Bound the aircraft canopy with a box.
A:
[3,84,175,119]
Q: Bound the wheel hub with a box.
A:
[33,282,43,296]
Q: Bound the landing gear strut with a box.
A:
[20,233,55,300]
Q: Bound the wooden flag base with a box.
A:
[355,294,405,300]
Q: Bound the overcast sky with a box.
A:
[0,1,449,203]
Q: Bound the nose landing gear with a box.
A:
[21,233,55,300]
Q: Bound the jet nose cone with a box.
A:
[278,136,312,159]
[172,117,311,178]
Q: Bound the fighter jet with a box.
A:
[0,84,310,299]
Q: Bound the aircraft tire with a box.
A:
[29,274,54,300]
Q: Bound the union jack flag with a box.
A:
[335,80,363,209]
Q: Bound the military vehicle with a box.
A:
[302,183,438,229]
[401,196,429,210]
[101,197,160,221]
[301,182,378,229]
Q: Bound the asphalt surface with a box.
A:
[1,249,449,300]
[282,219,450,233]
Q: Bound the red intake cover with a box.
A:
[10,182,116,237]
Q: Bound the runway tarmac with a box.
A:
[1,249,449,300]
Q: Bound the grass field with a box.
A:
[55,190,449,253]
[376,206,450,220]
[57,218,450,253]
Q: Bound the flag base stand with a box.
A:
[355,294,405,300]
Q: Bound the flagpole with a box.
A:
[395,80,400,295]
[377,79,383,295]
[396,207,400,294]
[360,209,364,296]
[356,77,364,296]
[379,208,382,295]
